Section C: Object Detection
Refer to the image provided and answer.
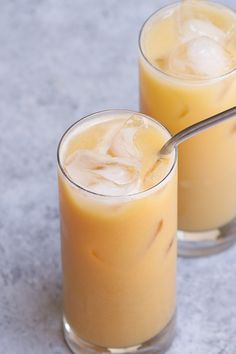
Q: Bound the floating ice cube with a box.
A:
[169,36,234,78]
[109,115,146,159]
[176,0,236,43]
[180,19,225,43]
[225,25,236,55]
[65,150,141,196]
[187,36,234,77]
[232,122,236,134]
[143,158,170,190]
[168,43,190,77]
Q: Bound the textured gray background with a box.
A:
[0,0,236,353]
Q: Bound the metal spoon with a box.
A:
[159,106,236,156]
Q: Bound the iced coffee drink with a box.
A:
[139,0,236,256]
[57,110,177,353]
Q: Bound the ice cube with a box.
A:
[169,36,234,78]
[96,121,123,155]
[187,37,234,77]
[65,150,141,196]
[176,0,201,38]
[232,122,236,134]
[180,19,225,43]
[143,157,170,190]
[109,115,146,159]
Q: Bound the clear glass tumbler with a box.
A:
[139,1,236,257]
[57,110,177,354]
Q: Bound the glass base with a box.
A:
[178,217,236,257]
[63,313,176,354]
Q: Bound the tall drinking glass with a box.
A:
[139,1,236,256]
[57,110,177,353]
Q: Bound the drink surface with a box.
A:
[141,0,236,80]
[140,1,236,231]
[61,113,174,196]
[58,111,177,348]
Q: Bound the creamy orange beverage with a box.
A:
[139,0,236,256]
[57,110,177,353]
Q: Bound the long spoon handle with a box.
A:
[160,106,236,155]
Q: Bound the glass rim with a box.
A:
[138,0,236,85]
[57,109,178,199]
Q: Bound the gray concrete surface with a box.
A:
[0,0,236,353]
